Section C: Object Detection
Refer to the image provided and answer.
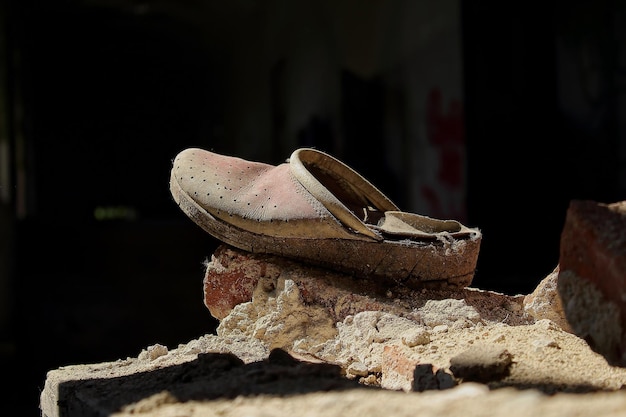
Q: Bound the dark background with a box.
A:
[1,1,625,415]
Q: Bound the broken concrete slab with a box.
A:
[40,199,626,417]
[40,285,626,417]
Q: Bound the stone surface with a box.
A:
[449,345,513,382]
[41,363,626,417]
[40,293,626,417]
[558,200,626,366]
[39,199,626,417]
[41,270,626,417]
[524,266,573,333]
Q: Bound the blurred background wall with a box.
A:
[1,0,625,415]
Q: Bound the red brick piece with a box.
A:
[203,246,262,320]
[203,244,406,321]
[203,244,524,324]
[558,199,626,366]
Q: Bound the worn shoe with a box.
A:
[170,147,482,289]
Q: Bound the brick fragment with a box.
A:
[558,200,626,366]
[381,345,455,392]
[203,245,527,324]
[203,245,407,321]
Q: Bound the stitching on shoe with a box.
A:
[288,169,329,219]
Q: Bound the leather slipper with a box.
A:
[170,147,482,289]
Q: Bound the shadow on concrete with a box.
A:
[49,347,617,417]
[53,349,373,417]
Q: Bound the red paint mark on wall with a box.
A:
[422,87,466,220]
